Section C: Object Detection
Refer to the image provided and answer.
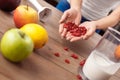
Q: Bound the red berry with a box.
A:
[63,23,68,28]
[54,53,60,57]
[65,59,70,64]
[71,54,79,59]
[77,75,82,80]
[72,32,81,36]
[63,22,87,37]
[64,47,69,51]
[79,59,86,67]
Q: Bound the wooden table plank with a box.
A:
[0,52,78,80]
[34,38,85,75]
[0,11,15,32]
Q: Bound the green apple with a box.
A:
[0,29,34,62]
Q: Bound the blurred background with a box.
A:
[45,0,59,7]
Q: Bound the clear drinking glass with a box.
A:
[79,27,120,80]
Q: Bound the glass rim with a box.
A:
[108,27,120,42]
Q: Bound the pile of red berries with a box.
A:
[64,22,87,36]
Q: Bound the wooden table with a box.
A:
[0,0,119,80]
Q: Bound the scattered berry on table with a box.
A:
[77,74,82,80]
[79,59,86,67]
[71,53,79,59]
[65,59,70,64]
[64,47,69,51]
[54,52,60,57]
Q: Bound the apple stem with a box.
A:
[24,0,29,10]
[27,4,28,11]
[19,31,25,38]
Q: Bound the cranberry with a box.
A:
[65,59,70,64]
[64,47,69,51]
[71,54,79,59]
[79,59,86,67]
[77,75,82,80]
[54,52,60,57]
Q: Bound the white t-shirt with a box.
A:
[67,0,120,20]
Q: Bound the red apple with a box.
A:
[13,5,39,28]
[0,0,21,12]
